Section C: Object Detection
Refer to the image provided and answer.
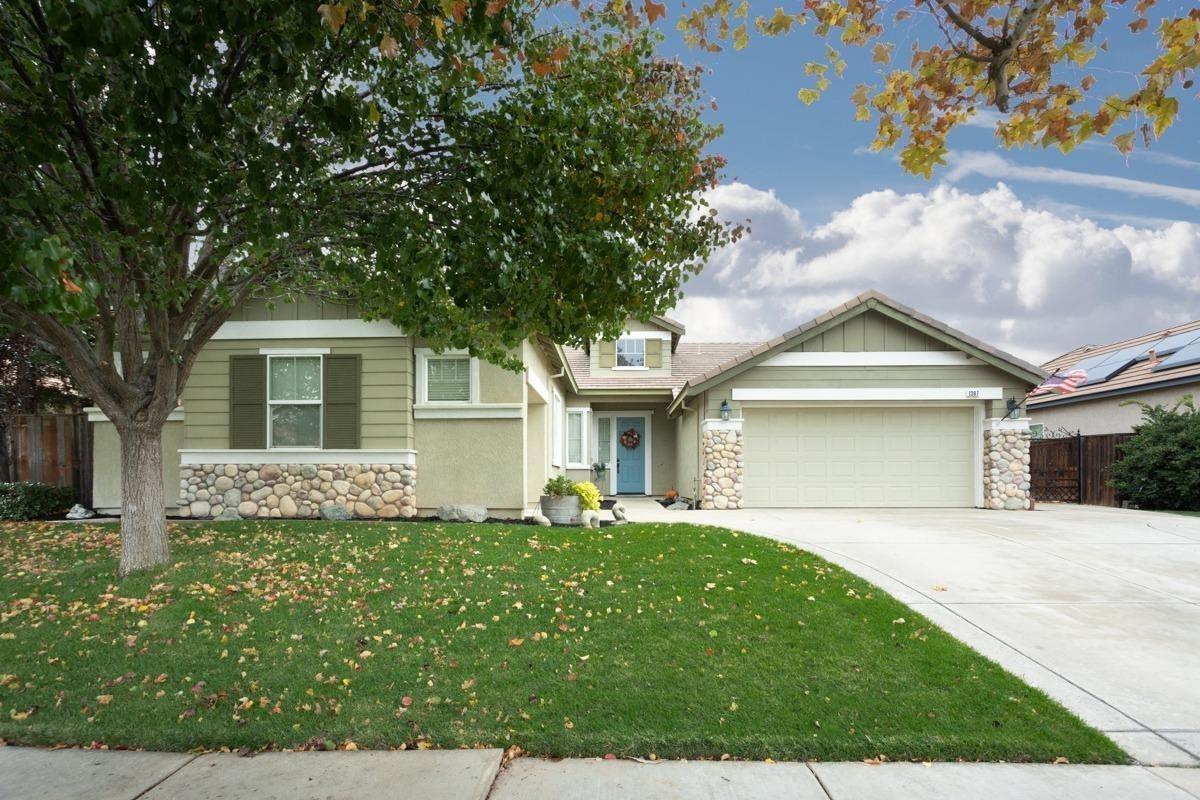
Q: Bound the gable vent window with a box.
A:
[616,337,645,368]
[268,355,322,448]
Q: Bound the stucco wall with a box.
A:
[92,419,185,513]
[416,418,525,516]
[674,406,700,501]
[1030,385,1198,436]
[184,336,413,449]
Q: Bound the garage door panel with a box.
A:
[742,406,977,508]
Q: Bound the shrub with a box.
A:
[573,481,602,511]
[1108,396,1200,511]
[0,482,75,520]
[542,475,576,498]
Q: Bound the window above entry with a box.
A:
[616,337,646,368]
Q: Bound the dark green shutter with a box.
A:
[645,338,663,368]
[598,341,616,368]
[323,354,361,449]
[229,355,267,448]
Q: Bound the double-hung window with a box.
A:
[551,390,564,467]
[566,409,589,468]
[268,355,322,448]
[616,337,645,368]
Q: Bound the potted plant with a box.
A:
[541,476,581,525]
[591,461,608,487]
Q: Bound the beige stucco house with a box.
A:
[1029,318,1200,436]
[89,290,1046,518]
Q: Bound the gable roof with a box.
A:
[1029,317,1200,409]
[667,290,1046,414]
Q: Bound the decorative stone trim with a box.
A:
[983,419,1031,510]
[701,420,743,510]
[178,463,417,519]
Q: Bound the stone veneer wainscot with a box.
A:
[983,419,1032,510]
[700,420,743,510]
[179,461,417,519]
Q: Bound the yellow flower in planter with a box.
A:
[573,481,602,512]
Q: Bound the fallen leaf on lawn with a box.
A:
[1053,756,1070,764]
[96,695,113,706]
[400,696,413,707]
[508,637,525,647]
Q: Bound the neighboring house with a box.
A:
[1029,319,1200,436]
[88,290,1045,517]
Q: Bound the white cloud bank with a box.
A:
[673,182,1200,365]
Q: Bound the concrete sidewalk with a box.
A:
[3,747,1199,800]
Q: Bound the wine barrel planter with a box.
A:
[540,494,581,525]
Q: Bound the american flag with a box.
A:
[1028,369,1087,397]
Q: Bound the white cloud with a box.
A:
[674,181,1200,365]
[946,151,1200,207]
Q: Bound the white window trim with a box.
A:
[416,348,480,405]
[732,387,1004,402]
[266,353,323,450]
[259,347,330,356]
[615,337,647,369]
[566,407,591,469]
[760,351,971,367]
[414,403,523,419]
[551,388,564,468]
[180,449,417,466]
[214,319,404,340]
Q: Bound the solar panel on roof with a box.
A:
[1067,353,1113,375]
[1149,331,1200,358]
[1152,340,1200,372]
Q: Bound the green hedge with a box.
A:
[0,482,76,520]
[1109,396,1200,511]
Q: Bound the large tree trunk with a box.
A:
[116,422,170,576]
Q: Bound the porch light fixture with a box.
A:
[720,400,731,421]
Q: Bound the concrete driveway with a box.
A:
[629,500,1200,766]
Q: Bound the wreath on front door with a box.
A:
[620,428,641,450]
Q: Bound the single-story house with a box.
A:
[1028,318,1200,436]
[88,290,1045,518]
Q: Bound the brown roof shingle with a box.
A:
[563,342,759,391]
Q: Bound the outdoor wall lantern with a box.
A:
[720,400,731,421]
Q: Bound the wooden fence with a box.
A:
[1030,432,1132,507]
[0,414,92,504]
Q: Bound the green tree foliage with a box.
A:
[1109,397,1200,511]
[679,0,1198,176]
[0,0,734,574]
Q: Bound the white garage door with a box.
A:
[742,406,976,508]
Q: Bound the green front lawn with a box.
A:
[0,520,1124,763]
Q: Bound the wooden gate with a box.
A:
[1030,433,1132,507]
[0,414,92,503]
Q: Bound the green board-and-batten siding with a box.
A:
[789,310,953,353]
[229,297,359,321]
[183,337,412,450]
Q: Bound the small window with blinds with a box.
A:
[424,356,472,402]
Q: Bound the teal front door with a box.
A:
[616,416,646,494]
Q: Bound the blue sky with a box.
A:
[632,2,1200,363]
